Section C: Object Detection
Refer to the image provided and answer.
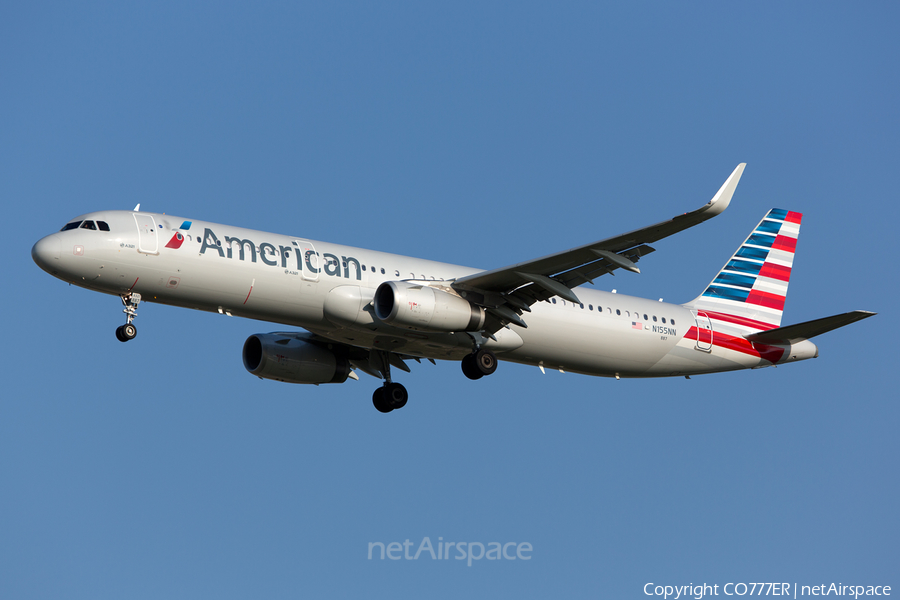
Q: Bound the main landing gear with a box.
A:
[371,350,408,414]
[461,348,497,380]
[115,292,141,342]
[372,382,408,414]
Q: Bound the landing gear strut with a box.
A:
[115,292,141,342]
[462,348,497,380]
[371,350,408,413]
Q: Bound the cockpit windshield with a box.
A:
[60,220,110,231]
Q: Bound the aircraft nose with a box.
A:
[32,234,61,273]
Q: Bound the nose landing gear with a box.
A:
[115,293,141,342]
[115,323,137,342]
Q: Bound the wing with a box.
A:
[451,164,746,333]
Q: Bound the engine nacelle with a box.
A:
[373,281,485,332]
[242,334,351,384]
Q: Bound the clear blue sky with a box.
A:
[2,2,896,598]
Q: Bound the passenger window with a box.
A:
[61,221,82,231]
[552,298,557,304]
[662,317,667,324]
[653,315,657,322]
[97,221,110,231]
[616,309,621,316]
[381,268,385,274]
[671,319,675,326]
[589,305,593,311]
[643,314,648,320]
[579,304,584,309]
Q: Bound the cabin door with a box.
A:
[133,213,159,255]
[293,240,319,281]
[693,311,713,352]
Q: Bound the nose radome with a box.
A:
[32,234,61,273]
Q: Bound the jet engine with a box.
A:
[373,281,485,332]
[242,334,352,384]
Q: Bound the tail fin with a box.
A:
[685,208,802,330]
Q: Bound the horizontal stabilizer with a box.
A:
[744,310,876,344]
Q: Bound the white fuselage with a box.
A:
[32,210,818,379]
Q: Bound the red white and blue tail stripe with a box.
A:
[685,208,802,331]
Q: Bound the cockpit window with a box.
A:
[60,221,82,231]
[97,221,110,231]
[80,220,97,230]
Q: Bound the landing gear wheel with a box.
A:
[115,324,136,342]
[474,349,497,376]
[385,382,408,409]
[373,387,393,413]
[462,353,484,380]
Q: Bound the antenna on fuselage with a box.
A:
[133,204,140,211]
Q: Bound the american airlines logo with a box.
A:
[196,227,363,281]
[164,220,192,249]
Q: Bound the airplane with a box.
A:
[32,164,875,413]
